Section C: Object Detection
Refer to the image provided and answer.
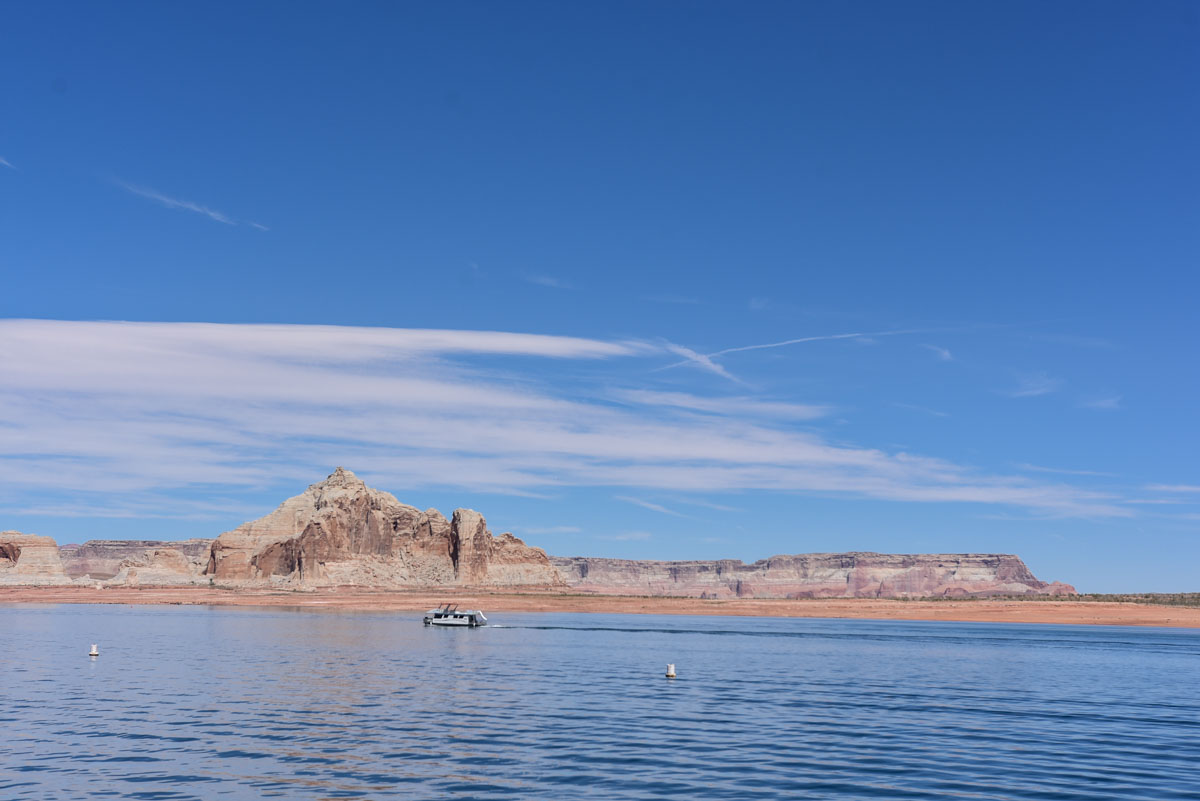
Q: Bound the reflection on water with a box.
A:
[1,605,1197,799]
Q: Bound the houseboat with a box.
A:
[423,603,487,627]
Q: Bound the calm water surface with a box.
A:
[1,605,1197,800]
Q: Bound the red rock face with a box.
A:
[550,553,1075,598]
[204,468,562,588]
[449,509,490,585]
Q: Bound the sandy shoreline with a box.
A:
[2,586,1197,628]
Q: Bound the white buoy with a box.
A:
[665,663,676,678]
[88,644,99,657]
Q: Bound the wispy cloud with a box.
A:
[519,525,582,535]
[120,183,235,224]
[0,157,15,170]
[616,389,828,420]
[1016,463,1116,478]
[1006,372,1062,398]
[675,498,741,513]
[615,496,691,518]
[642,294,700,305]
[922,344,953,361]
[721,327,950,358]
[118,182,267,229]
[892,403,949,418]
[601,530,653,541]
[1033,333,1116,350]
[662,342,745,384]
[1081,396,1121,410]
[1144,484,1200,494]
[10,497,263,521]
[0,319,1139,520]
[656,328,927,377]
[711,331,877,358]
[661,323,1061,377]
[520,273,574,290]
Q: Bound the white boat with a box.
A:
[423,603,487,627]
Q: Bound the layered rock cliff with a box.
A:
[0,531,75,585]
[550,553,1075,598]
[60,539,212,579]
[204,467,562,588]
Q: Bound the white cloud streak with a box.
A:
[655,328,930,378]
[1007,373,1062,398]
[119,182,267,229]
[614,496,692,518]
[892,403,949,418]
[602,531,653,541]
[922,344,953,361]
[0,157,14,170]
[120,183,235,224]
[616,389,828,420]
[675,498,741,513]
[662,342,745,384]
[1016,463,1116,478]
[520,273,574,290]
[0,320,1137,520]
[1081,396,1122,410]
[642,294,700,305]
[711,331,875,357]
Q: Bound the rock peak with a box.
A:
[205,470,562,588]
[311,466,366,491]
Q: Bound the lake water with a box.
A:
[1,605,1197,800]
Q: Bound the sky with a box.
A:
[1,1,1197,592]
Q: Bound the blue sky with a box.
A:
[1,1,1197,591]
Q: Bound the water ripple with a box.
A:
[1,607,1197,800]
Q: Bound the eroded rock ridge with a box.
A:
[550,553,1075,598]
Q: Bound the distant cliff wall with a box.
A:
[550,553,1075,598]
[3,470,1076,596]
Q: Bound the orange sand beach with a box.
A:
[2,586,1198,628]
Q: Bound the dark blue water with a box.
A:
[1,606,1197,800]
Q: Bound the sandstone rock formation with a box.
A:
[550,553,1075,598]
[1,469,1077,596]
[0,531,75,585]
[60,539,212,579]
[105,547,212,586]
[205,467,562,588]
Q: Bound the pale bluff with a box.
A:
[4,468,1076,596]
